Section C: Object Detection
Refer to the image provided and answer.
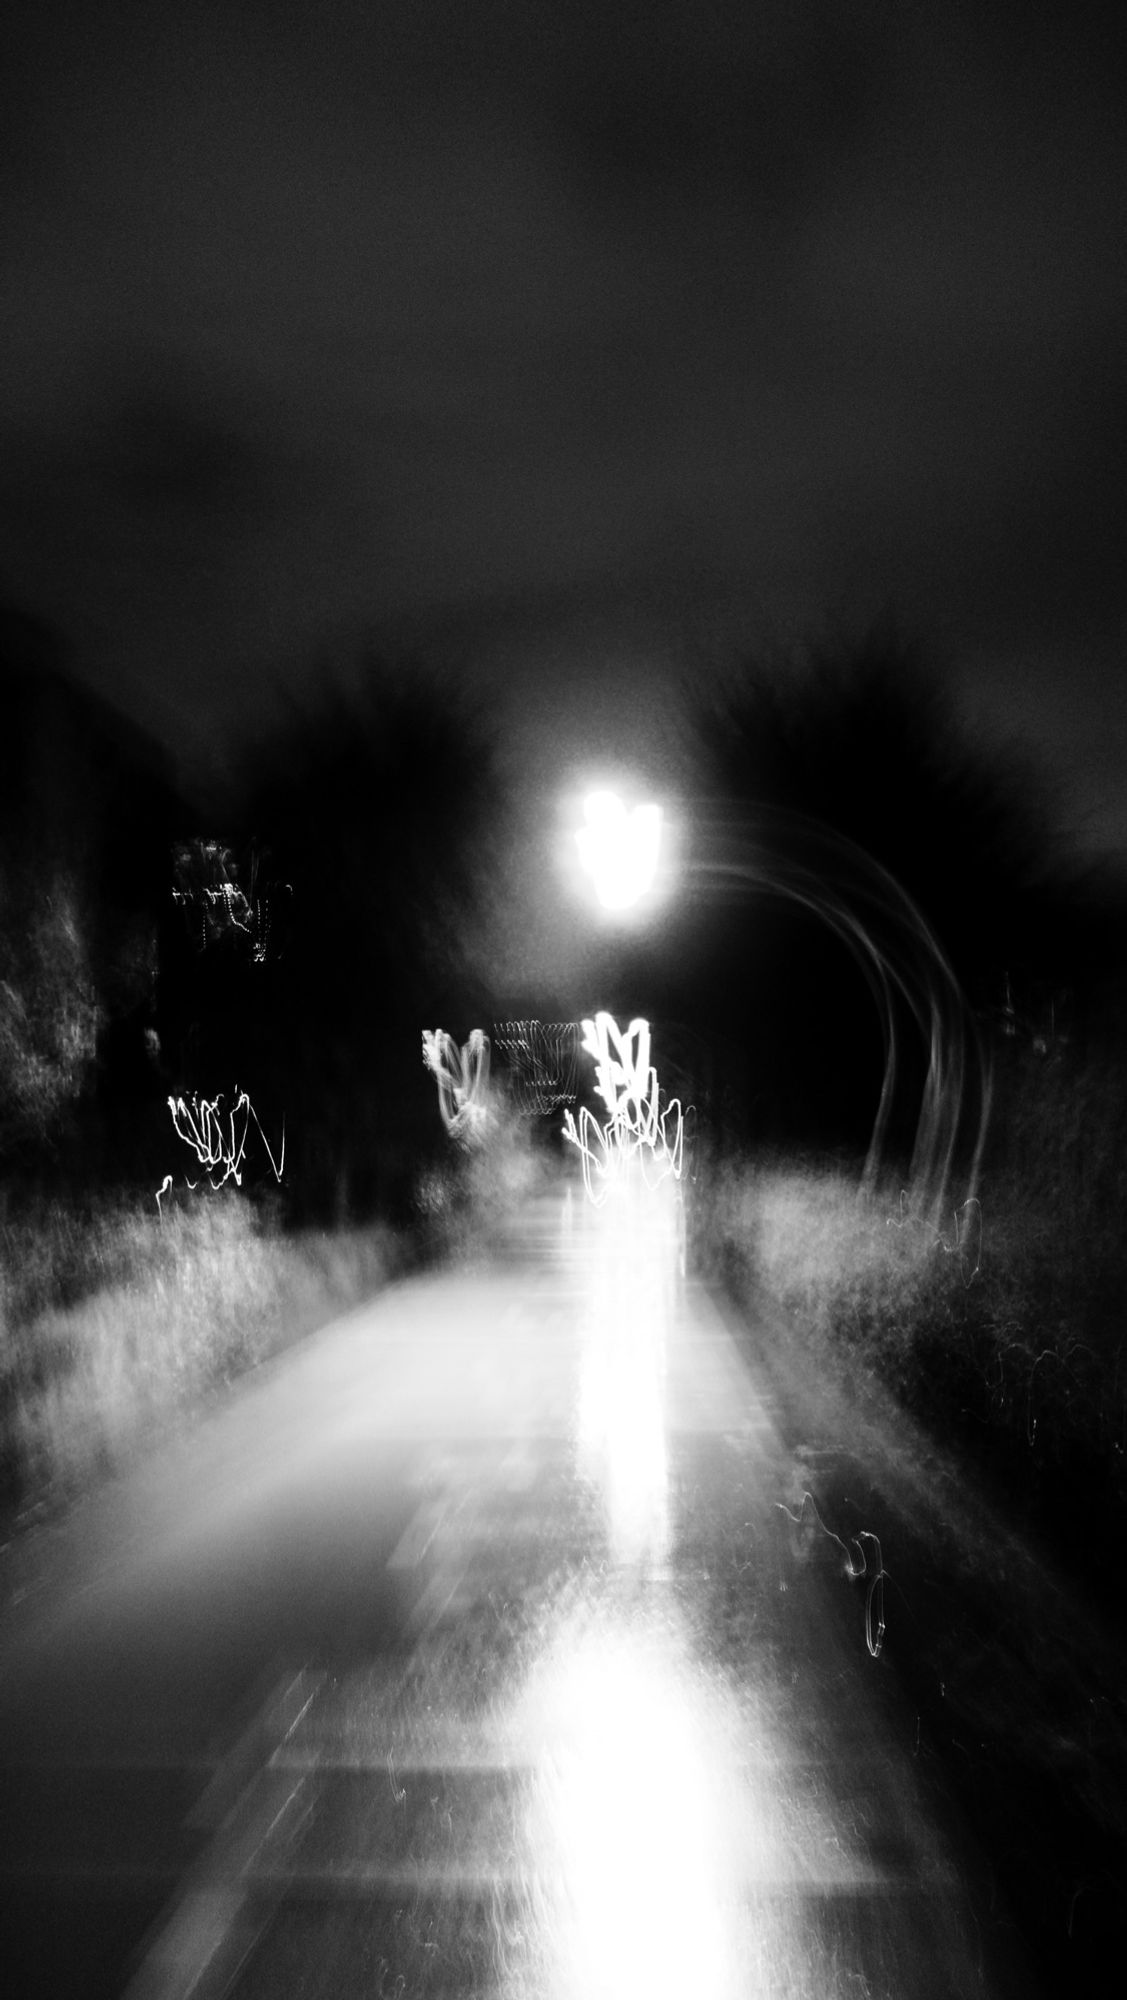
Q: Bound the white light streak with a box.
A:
[533,1635,736,2000]
[576,1158,674,1571]
[421,1027,492,1145]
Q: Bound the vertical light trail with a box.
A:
[576,1153,675,1571]
[563,1013,686,1571]
[526,1625,740,2000]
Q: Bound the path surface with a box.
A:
[0,1184,1035,1997]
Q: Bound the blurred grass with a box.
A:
[0,1101,553,1527]
[696,1029,1127,1557]
[694,1029,1127,1985]
[0,1189,409,1524]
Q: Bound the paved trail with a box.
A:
[0,1187,1032,1998]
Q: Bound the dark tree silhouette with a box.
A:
[692,628,1076,976]
[675,625,1099,1165]
[210,659,510,1219]
[0,604,186,1185]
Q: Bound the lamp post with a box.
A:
[574,789,663,913]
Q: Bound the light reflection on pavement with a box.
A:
[0,1183,1024,1998]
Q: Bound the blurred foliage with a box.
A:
[0,871,101,1151]
[0,607,514,1214]
[0,605,185,1175]
[411,1092,552,1266]
[173,657,513,1221]
[670,624,1122,1159]
[0,606,517,1222]
[701,1013,1127,1563]
[689,624,1083,982]
[0,1187,409,1517]
[699,1128,1127,1997]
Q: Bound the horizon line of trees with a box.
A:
[2,601,1124,1216]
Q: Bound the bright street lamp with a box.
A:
[575,790,663,913]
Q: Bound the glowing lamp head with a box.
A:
[576,790,663,912]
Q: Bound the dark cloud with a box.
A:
[1,1,1125,850]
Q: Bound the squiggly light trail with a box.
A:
[888,1190,983,1284]
[421,1027,492,1145]
[166,1088,285,1192]
[776,1492,887,1659]
[562,1012,687,1205]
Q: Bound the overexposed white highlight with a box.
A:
[575,791,663,912]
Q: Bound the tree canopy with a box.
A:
[187,659,512,1217]
[670,626,1103,1162]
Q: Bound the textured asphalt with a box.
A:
[0,1182,1036,1998]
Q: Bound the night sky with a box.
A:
[3,0,1126,861]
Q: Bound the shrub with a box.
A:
[700,1065,1127,1544]
[0,1189,402,1519]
